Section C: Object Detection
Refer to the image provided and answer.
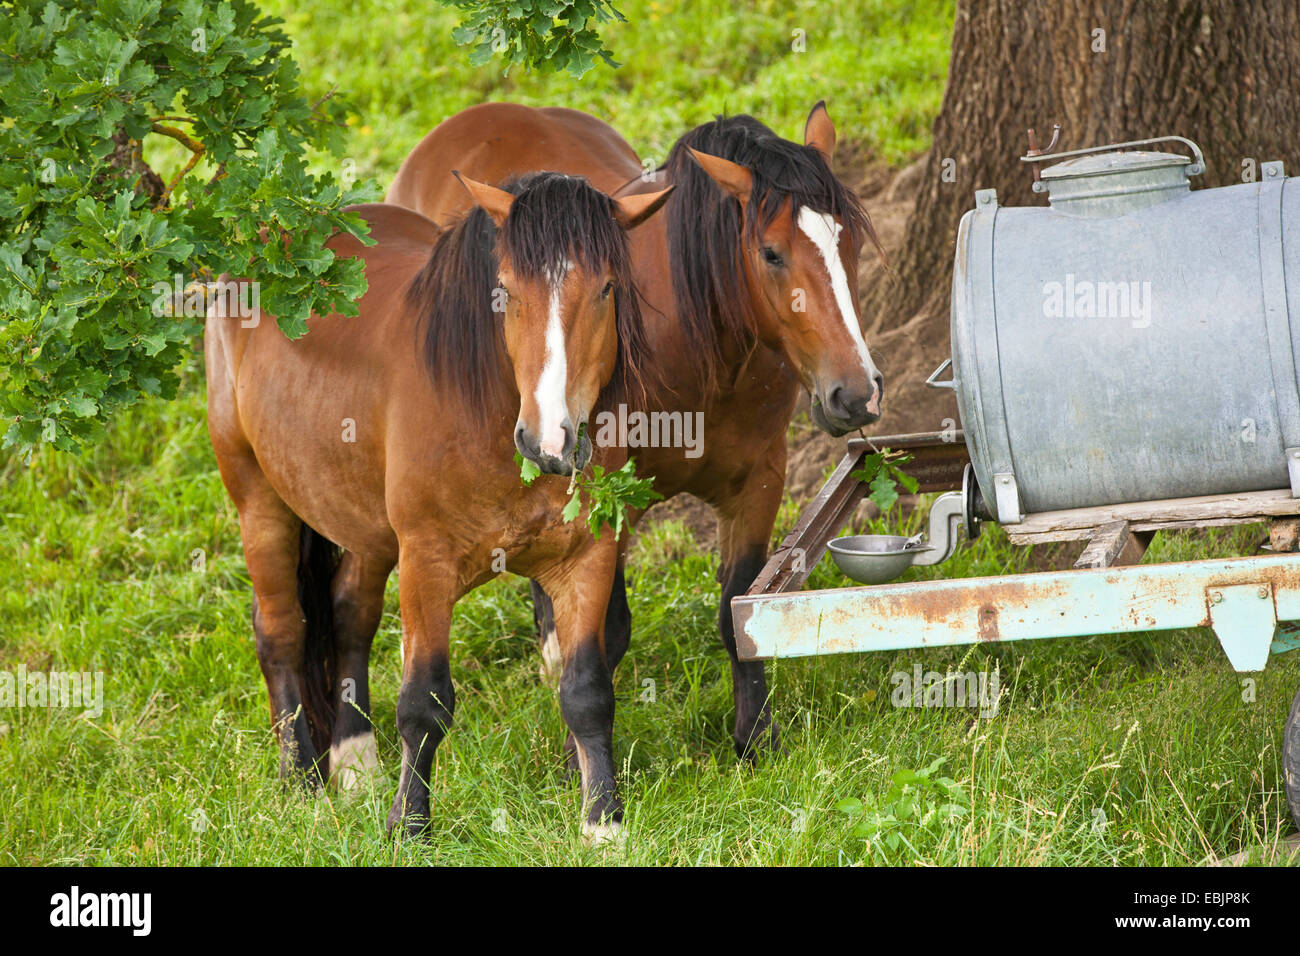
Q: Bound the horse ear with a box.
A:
[454,171,513,227]
[804,100,836,163]
[687,148,752,205]
[612,185,675,229]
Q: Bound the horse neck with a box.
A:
[640,186,771,403]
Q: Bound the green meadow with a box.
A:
[3,0,1297,865]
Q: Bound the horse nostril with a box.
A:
[825,385,854,421]
[538,418,576,461]
[825,381,882,423]
[867,374,884,414]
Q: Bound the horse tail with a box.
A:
[297,524,341,767]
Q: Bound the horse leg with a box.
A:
[329,550,394,790]
[230,474,323,785]
[548,557,631,775]
[386,543,456,838]
[539,541,623,842]
[716,441,787,759]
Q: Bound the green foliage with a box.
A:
[516,449,543,484]
[566,457,662,538]
[0,0,378,454]
[441,0,625,77]
[851,448,919,512]
[835,757,969,855]
[517,450,662,538]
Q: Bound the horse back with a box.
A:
[386,102,644,222]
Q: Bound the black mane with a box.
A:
[663,113,882,389]
[405,171,652,418]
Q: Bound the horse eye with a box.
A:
[762,247,784,267]
[601,280,614,298]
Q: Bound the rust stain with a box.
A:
[978,604,1000,641]
[731,600,761,661]
[908,586,966,624]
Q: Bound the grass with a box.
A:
[4,0,1299,865]
[250,0,951,182]
[1,369,1297,865]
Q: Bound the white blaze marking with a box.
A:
[536,259,573,458]
[796,207,879,382]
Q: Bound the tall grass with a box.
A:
[2,379,1297,865]
[4,0,1298,866]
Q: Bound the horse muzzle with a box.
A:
[811,375,884,436]
[514,419,593,476]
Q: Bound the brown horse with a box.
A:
[206,174,671,840]
[388,102,885,763]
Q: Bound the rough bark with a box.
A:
[867,0,1300,436]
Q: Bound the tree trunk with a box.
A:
[867,0,1300,436]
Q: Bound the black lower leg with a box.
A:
[718,550,778,758]
[560,568,631,776]
[603,567,632,669]
[253,601,321,785]
[388,655,454,837]
[530,579,555,652]
[559,639,621,827]
[332,596,379,746]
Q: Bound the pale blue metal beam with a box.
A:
[732,554,1300,672]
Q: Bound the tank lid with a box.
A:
[1040,149,1190,181]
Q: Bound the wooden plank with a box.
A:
[1005,488,1300,545]
[1010,516,1264,545]
[1072,520,1152,569]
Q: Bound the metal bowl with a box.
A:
[827,534,934,585]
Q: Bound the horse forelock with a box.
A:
[407,172,654,421]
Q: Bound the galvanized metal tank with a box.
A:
[938,136,1300,524]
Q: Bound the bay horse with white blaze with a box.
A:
[388,102,884,762]
[206,173,671,840]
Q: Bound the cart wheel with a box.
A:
[1288,685,1300,833]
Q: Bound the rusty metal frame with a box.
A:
[735,431,1300,672]
[732,552,1300,672]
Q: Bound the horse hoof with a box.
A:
[330,732,380,793]
[386,817,430,842]
[735,725,785,762]
[582,820,625,848]
[386,806,430,841]
[279,763,326,795]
